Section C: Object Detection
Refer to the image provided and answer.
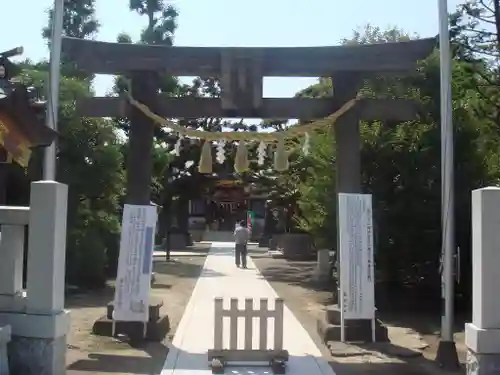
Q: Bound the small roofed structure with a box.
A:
[0,48,58,167]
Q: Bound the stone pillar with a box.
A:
[126,71,158,205]
[0,325,10,375]
[5,181,70,375]
[312,249,331,284]
[0,225,25,297]
[466,187,500,375]
[332,73,363,195]
[332,73,363,308]
[316,74,388,343]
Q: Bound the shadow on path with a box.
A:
[162,344,334,375]
[67,342,169,374]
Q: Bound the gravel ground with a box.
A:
[250,246,465,375]
[65,245,209,375]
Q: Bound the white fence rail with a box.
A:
[208,297,288,373]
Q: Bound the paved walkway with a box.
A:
[160,242,334,375]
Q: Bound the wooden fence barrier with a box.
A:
[208,297,289,374]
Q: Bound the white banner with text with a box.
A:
[113,204,157,322]
[338,193,375,320]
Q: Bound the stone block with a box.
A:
[466,323,500,355]
[317,312,389,343]
[280,233,315,260]
[0,310,69,375]
[186,232,193,246]
[268,237,277,250]
[0,326,10,375]
[106,300,162,322]
[0,225,25,296]
[92,314,170,342]
[0,310,69,339]
[312,249,331,283]
[471,187,500,330]
[325,305,381,325]
[26,181,68,314]
[168,233,186,250]
[258,236,270,248]
[465,188,500,374]
[7,335,66,375]
[467,350,500,375]
[190,230,204,242]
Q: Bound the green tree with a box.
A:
[450,1,500,125]
[287,24,494,307]
[115,3,250,240]
[35,0,125,288]
[42,0,99,80]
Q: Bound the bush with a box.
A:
[65,202,121,289]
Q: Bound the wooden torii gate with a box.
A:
[61,37,435,340]
[61,37,435,206]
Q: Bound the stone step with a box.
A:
[317,313,389,343]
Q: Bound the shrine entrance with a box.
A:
[61,36,436,248]
[211,196,242,231]
[60,32,436,354]
[207,179,247,231]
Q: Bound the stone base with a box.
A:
[0,326,10,375]
[94,299,167,343]
[92,315,170,343]
[106,301,162,321]
[167,233,187,250]
[467,350,500,375]
[311,272,331,284]
[466,323,500,354]
[280,234,315,261]
[317,313,389,342]
[465,323,500,374]
[436,340,460,371]
[186,232,193,246]
[325,305,382,325]
[7,335,66,375]
[310,273,331,290]
[190,230,204,242]
[269,236,279,250]
[258,236,270,248]
[317,305,388,343]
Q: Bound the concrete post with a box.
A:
[3,181,70,375]
[0,225,25,296]
[313,249,331,283]
[26,181,67,313]
[466,187,500,375]
[0,325,10,375]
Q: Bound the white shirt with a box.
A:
[234,225,250,245]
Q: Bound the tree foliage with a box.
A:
[42,0,99,80]
[19,0,126,288]
[14,0,500,303]
[274,22,500,306]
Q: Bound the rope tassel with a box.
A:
[123,82,360,173]
[234,141,249,173]
[274,137,289,171]
[198,140,213,174]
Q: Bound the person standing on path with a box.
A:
[233,220,250,268]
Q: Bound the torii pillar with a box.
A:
[317,73,404,343]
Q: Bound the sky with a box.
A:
[4,0,463,99]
